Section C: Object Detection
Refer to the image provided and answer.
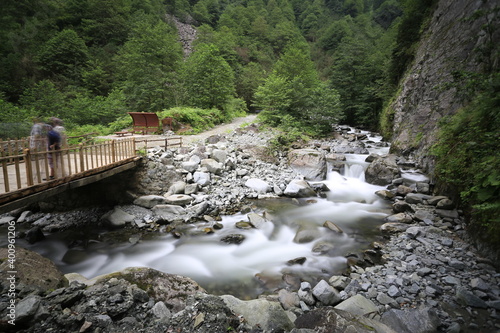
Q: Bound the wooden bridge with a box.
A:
[0,135,182,213]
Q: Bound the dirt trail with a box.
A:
[180,113,258,145]
[98,114,258,148]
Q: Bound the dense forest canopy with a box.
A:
[0,0,407,138]
[0,0,498,250]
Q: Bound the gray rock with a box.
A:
[298,283,315,306]
[211,149,227,163]
[16,295,43,323]
[247,212,268,229]
[334,294,378,317]
[387,285,401,298]
[220,234,246,244]
[25,226,45,244]
[94,314,112,327]
[166,180,187,195]
[201,158,223,175]
[413,209,434,222]
[436,198,454,210]
[193,171,211,186]
[385,213,413,223]
[442,275,461,286]
[392,200,414,213]
[221,295,294,332]
[133,195,167,208]
[365,155,400,185]
[288,149,327,181]
[152,301,171,319]
[376,293,396,306]
[152,204,187,221]
[101,207,135,227]
[323,220,344,233]
[470,278,489,291]
[181,161,198,173]
[184,183,198,195]
[427,196,449,206]
[284,179,316,198]
[406,226,421,239]
[380,222,411,234]
[455,286,488,308]
[278,289,300,310]
[186,202,209,217]
[405,193,427,204]
[381,308,439,333]
[312,279,341,306]
[244,178,270,193]
[0,216,15,225]
[295,308,397,333]
[435,209,459,219]
[375,190,395,200]
[164,194,193,206]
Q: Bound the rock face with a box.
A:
[388,0,499,172]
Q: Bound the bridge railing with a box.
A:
[0,138,136,193]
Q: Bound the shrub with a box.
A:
[432,73,500,245]
[158,107,225,134]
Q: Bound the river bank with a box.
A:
[0,121,499,332]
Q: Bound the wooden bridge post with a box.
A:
[79,143,85,172]
[2,157,9,193]
[111,140,116,163]
[24,149,33,187]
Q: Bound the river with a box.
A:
[3,129,394,299]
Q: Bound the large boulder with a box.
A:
[288,149,327,181]
[72,267,205,313]
[365,155,401,185]
[0,248,67,295]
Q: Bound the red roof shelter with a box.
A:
[128,112,161,135]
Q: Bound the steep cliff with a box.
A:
[388,0,499,175]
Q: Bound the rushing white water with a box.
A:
[15,129,393,297]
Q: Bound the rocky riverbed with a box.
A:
[0,123,499,332]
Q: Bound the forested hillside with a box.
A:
[0,0,404,138]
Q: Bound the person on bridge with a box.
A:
[29,117,47,151]
[51,117,67,148]
[46,125,61,180]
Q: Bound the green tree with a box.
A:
[67,89,127,125]
[37,29,89,81]
[236,62,266,109]
[114,20,182,112]
[80,0,132,46]
[254,44,342,134]
[183,44,236,110]
[18,80,67,119]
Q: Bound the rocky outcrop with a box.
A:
[166,14,197,57]
[388,0,499,173]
